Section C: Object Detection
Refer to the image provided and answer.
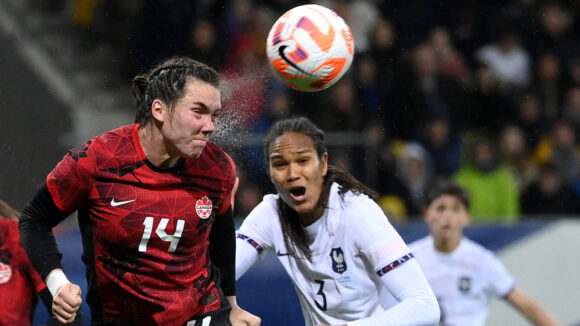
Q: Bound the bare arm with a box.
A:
[505,287,559,326]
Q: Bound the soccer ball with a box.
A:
[266,4,355,92]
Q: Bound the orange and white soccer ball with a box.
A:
[266,4,355,92]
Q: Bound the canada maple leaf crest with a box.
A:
[196,195,213,219]
[0,262,12,284]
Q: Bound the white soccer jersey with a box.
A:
[408,236,515,326]
[236,183,438,326]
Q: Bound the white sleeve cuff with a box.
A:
[46,269,70,297]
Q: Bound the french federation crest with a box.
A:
[196,196,213,219]
[330,247,347,274]
[458,276,471,293]
[0,262,12,284]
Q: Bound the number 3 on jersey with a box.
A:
[139,216,185,252]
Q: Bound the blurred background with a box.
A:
[0,0,579,325]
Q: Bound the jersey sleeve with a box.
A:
[236,196,277,255]
[216,152,237,216]
[47,143,95,214]
[485,251,516,298]
[349,197,411,274]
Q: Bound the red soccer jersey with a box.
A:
[46,124,236,326]
[0,218,47,326]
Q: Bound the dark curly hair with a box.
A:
[132,57,220,124]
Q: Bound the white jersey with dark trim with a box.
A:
[237,183,413,326]
[408,236,515,326]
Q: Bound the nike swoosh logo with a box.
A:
[276,250,291,257]
[110,198,136,207]
[278,45,311,75]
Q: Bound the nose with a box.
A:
[201,114,216,134]
[286,162,301,181]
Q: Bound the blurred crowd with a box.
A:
[35,0,580,222]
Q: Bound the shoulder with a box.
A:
[459,238,502,266]
[197,142,236,174]
[238,194,280,241]
[408,236,432,253]
[338,187,385,226]
[244,194,279,222]
[338,185,377,212]
[66,124,135,161]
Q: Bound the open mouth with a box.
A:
[289,186,306,201]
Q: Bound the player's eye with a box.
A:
[271,161,287,168]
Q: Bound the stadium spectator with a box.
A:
[520,162,580,217]
[532,120,580,183]
[562,87,580,136]
[530,52,567,123]
[499,124,538,192]
[511,92,548,152]
[428,26,471,85]
[475,24,531,91]
[395,142,434,216]
[416,115,462,178]
[454,136,520,222]
[391,42,466,139]
[18,57,260,326]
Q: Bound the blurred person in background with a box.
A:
[467,64,516,134]
[529,52,567,123]
[395,142,434,217]
[510,92,548,158]
[527,1,579,64]
[391,42,466,140]
[417,115,462,178]
[532,120,580,183]
[475,24,531,91]
[393,180,559,326]
[375,140,418,220]
[19,57,260,326]
[0,200,83,326]
[499,124,538,192]
[562,87,580,137]
[428,26,471,86]
[454,136,520,222]
[236,117,439,326]
[520,161,580,217]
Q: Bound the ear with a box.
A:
[320,152,328,176]
[151,99,166,122]
[422,207,430,223]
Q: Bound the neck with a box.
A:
[298,205,325,227]
[433,235,461,253]
[138,124,181,168]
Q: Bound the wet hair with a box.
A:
[424,180,470,209]
[263,117,378,261]
[0,199,20,220]
[132,57,220,124]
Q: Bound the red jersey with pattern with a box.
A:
[46,124,236,326]
[0,218,47,326]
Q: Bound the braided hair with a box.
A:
[263,117,378,261]
[132,57,221,124]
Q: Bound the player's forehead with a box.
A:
[269,132,316,158]
[178,78,221,111]
[431,194,465,208]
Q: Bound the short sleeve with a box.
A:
[47,144,94,214]
[486,252,516,298]
[349,197,410,271]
